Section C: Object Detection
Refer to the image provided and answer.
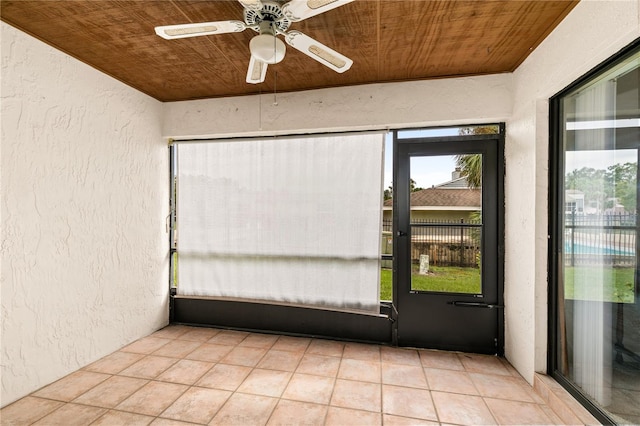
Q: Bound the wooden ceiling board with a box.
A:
[0,0,579,102]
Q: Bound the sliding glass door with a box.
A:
[550,41,639,424]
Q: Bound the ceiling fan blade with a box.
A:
[238,0,263,11]
[246,55,268,84]
[281,0,354,22]
[284,31,353,73]
[155,21,245,40]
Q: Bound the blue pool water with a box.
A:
[565,242,635,256]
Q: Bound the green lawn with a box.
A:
[380,266,481,300]
[564,266,635,303]
[381,266,636,303]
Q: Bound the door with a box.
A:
[393,131,504,354]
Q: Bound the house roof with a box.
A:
[0,1,578,102]
[384,188,480,209]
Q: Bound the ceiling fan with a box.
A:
[155,0,354,84]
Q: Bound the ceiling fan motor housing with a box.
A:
[244,1,291,33]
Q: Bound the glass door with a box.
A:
[394,131,503,354]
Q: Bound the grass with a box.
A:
[564,266,635,303]
[380,265,481,300]
[381,266,637,303]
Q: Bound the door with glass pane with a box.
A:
[394,135,503,354]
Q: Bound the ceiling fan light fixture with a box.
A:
[250,34,286,64]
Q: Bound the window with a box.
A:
[170,132,386,314]
[550,40,639,424]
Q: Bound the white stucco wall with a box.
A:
[162,74,513,138]
[1,22,168,406]
[506,0,639,383]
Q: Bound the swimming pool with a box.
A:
[565,242,635,256]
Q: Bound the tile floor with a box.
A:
[2,325,570,425]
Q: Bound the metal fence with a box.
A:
[382,219,481,268]
[565,213,637,266]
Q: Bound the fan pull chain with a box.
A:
[273,71,278,106]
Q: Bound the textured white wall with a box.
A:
[506,0,639,383]
[163,74,513,138]
[1,23,168,406]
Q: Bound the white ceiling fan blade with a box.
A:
[246,55,268,84]
[238,0,263,11]
[285,31,353,73]
[281,0,354,22]
[155,21,245,40]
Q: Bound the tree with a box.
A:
[455,154,482,189]
[384,178,423,200]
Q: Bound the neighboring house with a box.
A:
[383,169,481,224]
[565,189,585,215]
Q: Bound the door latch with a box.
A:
[397,230,407,237]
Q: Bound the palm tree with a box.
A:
[455,154,482,189]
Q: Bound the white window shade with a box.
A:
[176,132,385,314]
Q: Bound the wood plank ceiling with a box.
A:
[1,0,578,102]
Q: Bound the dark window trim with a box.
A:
[548,37,640,425]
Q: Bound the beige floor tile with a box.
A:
[73,375,148,408]
[196,363,252,391]
[209,393,277,425]
[485,398,554,425]
[424,368,478,394]
[267,399,328,426]
[239,333,279,349]
[150,325,192,340]
[150,418,199,425]
[382,414,440,425]
[540,404,566,425]
[121,337,173,354]
[382,384,437,421]
[382,363,428,389]
[343,342,381,362]
[431,391,496,425]
[458,353,510,376]
[282,373,335,404]
[296,353,341,377]
[160,386,231,424]
[221,346,268,367]
[175,327,221,342]
[0,396,64,425]
[337,358,381,383]
[32,403,106,426]
[418,350,464,371]
[206,330,249,345]
[91,410,154,425]
[116,381,189,416]
[330,379,381,412]
[470,372,538,403]
[381,346,422,366]
[119,355,178,379]
[257,349,304,372]
[151,339,202,358]
[237,369,292,397]
[33,370,111,402]
[325,406,382,425]
[83,351,146,374]
[185,343,234,363]
[156,359,214,385]
[271,335,311,353]
[306,339,344,357]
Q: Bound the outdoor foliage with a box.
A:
[565,162,637,213]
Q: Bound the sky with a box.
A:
[566,149,637,173]
[383,130,462,190]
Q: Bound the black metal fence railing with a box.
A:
[381,219,482,268]
[564,213,637,267]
